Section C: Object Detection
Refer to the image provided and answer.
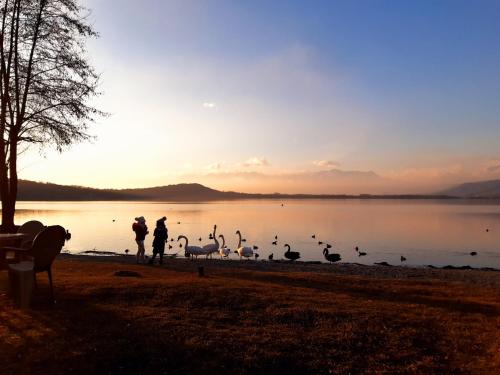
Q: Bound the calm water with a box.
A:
[13,200,500,268]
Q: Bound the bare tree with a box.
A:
[0,0,103,231]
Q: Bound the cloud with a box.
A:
[483,159,500,173]
[313,160,340,168]
[243,157,270,167]
[202,102,217,109]
[205,162,222,171]
[487,164,500,173]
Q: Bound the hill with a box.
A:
[440,179,500,198]
[16,179,456,201]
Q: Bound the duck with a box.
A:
[235,230,254,259]
[470,251,478,256]
[253,245,259,250]
[323,248,341,263]
[284,244,300,261]
[355,246,367,256]
[65,229,72,241]
[272,240,277,245]
[218,234,231,258]
[202,225,220,258]
[400,255,406,262]
[274,235,278,240]
[318,241,323,245]
[311,234,316,239]
[255,253,259,260]
[177,235,208,260]
[268,253,274,261]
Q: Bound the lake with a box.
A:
[13,200,500,268]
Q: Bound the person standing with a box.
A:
[149,216,168,265]
[132,216,148,263]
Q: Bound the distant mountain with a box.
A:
[17,180,245,201]
[440,179,500,198]
[16,179,455,201]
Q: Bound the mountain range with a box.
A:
[14,179,460,201]
[439,179,500,198]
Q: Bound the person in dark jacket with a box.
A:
[149,216,168,265]
[132,216,148,263]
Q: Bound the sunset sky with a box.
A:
[19,0,500,194]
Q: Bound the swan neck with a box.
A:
[237,231,242,248]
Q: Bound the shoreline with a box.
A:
[59,252,500,286]
[66,251,500,273]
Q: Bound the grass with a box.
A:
[1,256,499,374]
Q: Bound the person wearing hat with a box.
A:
[132,216,149,263]
[149,216,168,265]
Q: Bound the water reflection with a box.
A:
[11,200,500,268]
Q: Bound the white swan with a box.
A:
[202,224,220,258]
[218,234,231,258]
[177,235,209,260]
[235,230,254,260]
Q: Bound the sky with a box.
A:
[18,0,500,194]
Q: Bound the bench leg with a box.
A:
[47,268,54,303]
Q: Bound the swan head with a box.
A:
[218,234,223,238]
[177,235,184,241]
[284,244,290,250]
[235,230,241,235]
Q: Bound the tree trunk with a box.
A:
[1,194,15,232]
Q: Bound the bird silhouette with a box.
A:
[470,251,478,256]
[198,237,202,242]
[284,244,300,261]
[168,245,173,249]
[311,234,316,239]
[65,230,72,241]
[400,255,407,262]
[125,249,129,255]
[268,253,274,260]
[272,240,277,245]
[318,241,323,245]
[323,248,341,263]
[274,235,278,240]
[255,253,260,260]
[253,245,259,250]
[112,219,116,222]
[242,238,247,242]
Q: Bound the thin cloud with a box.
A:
[313,160,340,168]
[202,102,217,109]
[205,162,223,171]
[244,157,270,167]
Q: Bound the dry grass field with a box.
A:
[1,256,499,374]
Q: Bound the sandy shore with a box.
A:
[1,254,499,374]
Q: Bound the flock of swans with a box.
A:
[175,224,346,263]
